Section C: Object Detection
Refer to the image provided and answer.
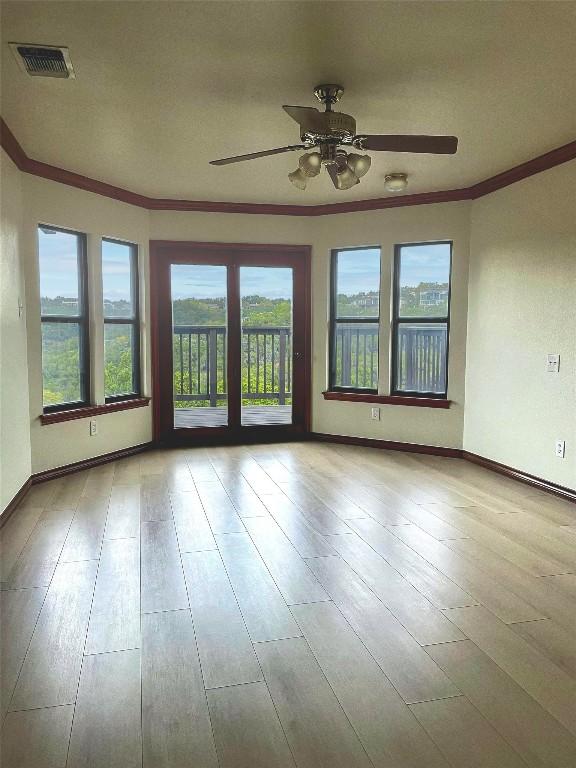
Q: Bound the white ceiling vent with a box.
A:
[9,43,75,78]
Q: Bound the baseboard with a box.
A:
[31,442,154,484]
[462,450,576,503]
[311,432,463,458]
[0,477,33,528]
[311,432,575,504]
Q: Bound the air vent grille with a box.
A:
[10,43,75,78]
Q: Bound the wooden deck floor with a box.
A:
[174,405,292,428]
[1,441,576,767]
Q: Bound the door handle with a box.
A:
[294,351,302,359]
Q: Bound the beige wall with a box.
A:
[464,161,576,488]
[0,150,32,509]
[150,201,471,448]
[3,157,574,508]
[22,175,152,475]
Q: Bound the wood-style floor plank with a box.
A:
[260,493,338,557]
[60,495,109,562]
[443,605,576,735]
[326,531,465,645]
[0,587,46,718]
[195,481,246,533]
[0,505,44,582]
[428,639,576,768]
[182,550,262,688]
[3,512,72,588]
[141,520,188,613]
[67,649,141,768]
[10,560,97,711]
[85,537,140,654]
[243,516,330,605]
[140,475,172,522]
[410,694,528,768]
[307,555,459,703]
[255,637,372,768]
[217,533,302,642]
[207,682,296,768]
[510,618,576,679]
[0,704,74,768]
[292,601,451,768]
[142,610,218,768]
[170,489,217,552]
[104,484,140,540]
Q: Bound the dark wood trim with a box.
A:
[0,477,33,528]
[462,451,576,504]
[3,118,575,215]
[312,432,463,458]
[40,397,150,425]
[322,391,451,408]
[32,442,154,483]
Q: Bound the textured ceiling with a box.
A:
[2,1,575,204]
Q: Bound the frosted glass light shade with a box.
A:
[336,166,359,190]
[299,152,322,177]
[288,168,307,190]
[347,153,371,178]
[384,173,408,192]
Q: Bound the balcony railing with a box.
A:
[173,323,446,405]
[173,325,292,406]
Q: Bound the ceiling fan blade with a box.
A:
[282,105,325,132]
[210,145,307,165]
[357,135,458,154]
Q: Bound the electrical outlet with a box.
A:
[371,407,380,421]
[555,440,565,458]
[547,354,560,373]
[89,419,98,436]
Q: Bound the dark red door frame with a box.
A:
[149,240,312,445]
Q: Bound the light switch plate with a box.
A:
[546,354,560,373]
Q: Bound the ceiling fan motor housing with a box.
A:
[301,111,357,144]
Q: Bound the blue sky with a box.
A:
[171,265,294,300]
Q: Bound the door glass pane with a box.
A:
[240,267,293,426]
[41,322,83,406]
[395,322,448,394]
[104,323,135,397]
[333,322,379,389]
[171,264,228,428]
[398,243,451,318]
[39,227,82,316]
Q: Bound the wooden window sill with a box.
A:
[40,397,151,425]
[322,391,451,409]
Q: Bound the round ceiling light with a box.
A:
[384,173,408,192]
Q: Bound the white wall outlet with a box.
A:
[546,354,560,373]
[555,440,565,458]
[89,419,98,436]
[371,407,380,421]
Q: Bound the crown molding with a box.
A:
[2,117,575,216]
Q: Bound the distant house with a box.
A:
[353,293,379,308]
[419,289,448,306]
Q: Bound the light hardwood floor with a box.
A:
[1,441,575,768]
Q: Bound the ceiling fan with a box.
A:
[209,84,458,191]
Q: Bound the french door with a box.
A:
[151,241,311,443]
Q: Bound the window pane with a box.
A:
[104,324,135,397]
[335,248,380,318]
[41,322,83,406]
[398,243,451,318]
[333,322,378,389]
[395,323,447,394]
[39,227,82,316]
[102,240,135,318]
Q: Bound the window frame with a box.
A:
[329,246,381,393]
[102,237,141,403]
[391,240,453,399]
[39,224,90,414]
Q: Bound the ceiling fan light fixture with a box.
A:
[346,153,371,178]
[336,165,359,190]
[298,151,322,177]
[384,173,408,192]
[288,167,308,190]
